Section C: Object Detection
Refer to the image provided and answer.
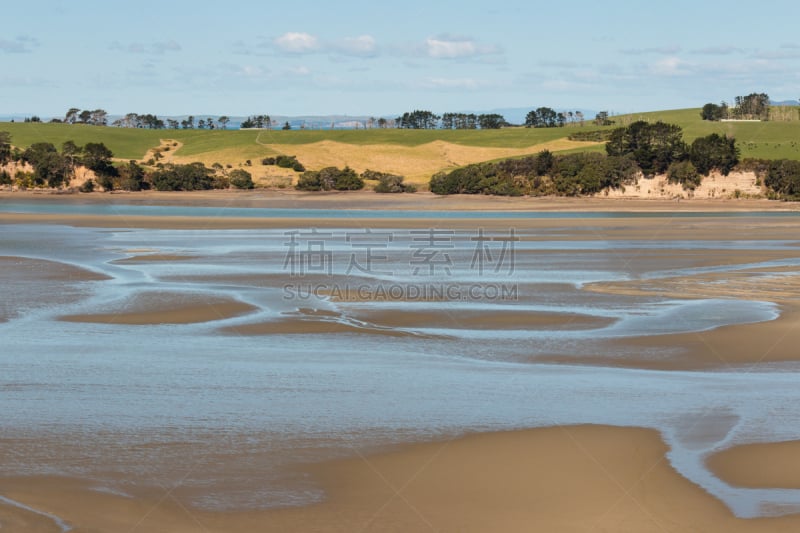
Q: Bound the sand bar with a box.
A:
[708,440,800,489]
[3,425,800,532]
[59,292,258,325]
[4,189,800,211]
[348,308,615,330]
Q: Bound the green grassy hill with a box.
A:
[3,108,800,168]
[611,108,800,159]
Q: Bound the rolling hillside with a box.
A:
[3,108,800,186]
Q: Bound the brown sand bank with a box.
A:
[708,440,800,489]
[59,292,258,325]
[349,308,615,330]
[0,256,110,323]
[2,189,799,211]
[220,317,438,338]
[112,254,197,264]
[0,256,108,283]
[3,425,800,532]
[4,212,800,240]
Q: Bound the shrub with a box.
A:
[295,166,364,191]
[690,133,739,176]
[276,155,298,168]
[149,162,215,191]
[0,169,11,186]
[229,169,255,189]
[568,130,613,142]
[212,176,230,189]
[296,171,323,191]
[374,174,416,193]
[261,157,276,165]
[79,179,95,193]
[667,160,702,190]
[764,159,800,200]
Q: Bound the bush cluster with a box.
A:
[296,166,364,191]
[429,150,639,196]
[262,155,305,172]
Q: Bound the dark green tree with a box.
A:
[690,133,739,175]
[478,114,507,129]
[606,121,688,176]
[82,143,117,177]
[0,131,11,164]
[22,143,71,187]
[118,160,147,191]
[594,111,613,126]
[667,160,702,190]
[396,110,440,129]
[700,103,724,121]
[229,168,255,189]
[764,160,800,199]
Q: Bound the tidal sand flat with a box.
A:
[59,292,258,325]
[1,200,800,531]
[708,441,800,490]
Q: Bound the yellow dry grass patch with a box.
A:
[164,137,599,189]
[266,139,597,185]
[169,144,296,188]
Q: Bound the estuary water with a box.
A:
[1,210,800,519]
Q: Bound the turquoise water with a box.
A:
[1,219,800,519]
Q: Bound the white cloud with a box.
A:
[620,45,681,55]
[0,35,39,53]
[274,32,318,53]
[336,35,377,57]
[153,40,182,53]
[690,45,743,55]
[422,77,488,90]
[285,66,311,76]
[238,65,265,77]
[650,56,691,76]
[110,40,182,55]
[425,36,500,59]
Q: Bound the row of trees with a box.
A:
[240,115,272,129]
[428,150,639,196]
[7,140,116,188]
[701,93,771,121]
[295,166,365,191]
[0,132,255,191]
[395,110,512,129]
[110,113,231,130]
[606,121,739,179]
[524,109,607,128]
[429,121,740,196]
[440,113,509,130]
[62,108,108,126]
[294,167,416,193]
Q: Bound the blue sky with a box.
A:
[2,0,799,117]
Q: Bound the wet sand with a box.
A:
[708,440,800,489]
[220,318,436,338]
[3,425,800,532]
[4,189,800,211]
[349,308,615,330]
[112,254,198,264]
[0,256,110,323]
[3,196,800,530]
[59,292,258,325]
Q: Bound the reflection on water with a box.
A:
[1,222,800,518]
